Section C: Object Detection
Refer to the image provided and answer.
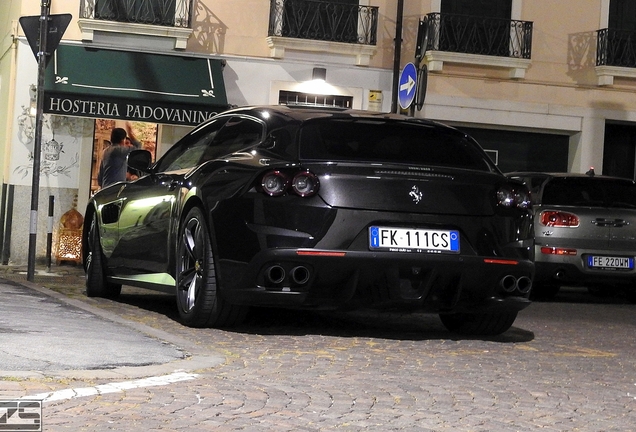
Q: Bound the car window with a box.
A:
[202,117,265,161]
[155,117,230,172]
[298,119,494,172]
[542,178,636,208]
[509,175,547,201]
[268,128,295,157]
[528,176,547,194]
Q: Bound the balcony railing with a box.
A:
[268,0,378,45]
[79,0,193,28]
[596,28,636,68]
[421,12,532,59]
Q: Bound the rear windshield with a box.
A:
[298,119,494,172]
[542,178,636,208]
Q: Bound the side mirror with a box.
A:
[127,149,152,173]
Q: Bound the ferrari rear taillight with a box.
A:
[260,169,320,197]
[292,171,319,197]
[540,210,580,227]
[261,170,289,196]
[496,184,532,209]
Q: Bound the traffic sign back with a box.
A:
[20,14,72,67]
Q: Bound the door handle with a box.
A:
[167,180,180,191]
[158,175,180,191]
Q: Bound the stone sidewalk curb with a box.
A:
[0,267,226,380]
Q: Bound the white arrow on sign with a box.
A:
[400,75,416,95]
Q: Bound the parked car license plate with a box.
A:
[587,255,634,269]
[369,226,459,253]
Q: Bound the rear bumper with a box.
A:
[535,261,636,286]
[219,249,533,314]
[534,246,636,286]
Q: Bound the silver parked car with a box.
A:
[507,171,636,301]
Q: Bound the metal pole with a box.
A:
[27,0,50,281]
[0,183,6,260]
[391,0,404,114]
[46,195,54,272]
[2,185,14,265]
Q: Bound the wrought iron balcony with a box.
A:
[421,12,532,59]
[79,0,193,28]
[597,28,636,68]
[268,0,378,45]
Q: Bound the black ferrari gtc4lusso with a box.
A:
[83,105,534,335]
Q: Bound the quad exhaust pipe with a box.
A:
[264,265,311,286]
[499,275,532,294]
[291,266,310,285]
[500,275,517,292]
[516,276,532,294]
[265,265,285,284]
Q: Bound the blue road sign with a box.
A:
[398,62,417,110]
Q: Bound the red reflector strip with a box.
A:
[540,247,577,256]
[483,258,519,265]
[296,250,346,257]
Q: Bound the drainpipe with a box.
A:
[2,185,14,265]
[0,22,19,264]
[391,0,404,114]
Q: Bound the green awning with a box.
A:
[44,44,230,126]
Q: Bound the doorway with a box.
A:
[603,122,636,180]
[90,119,158,194]
[459,127,569,173]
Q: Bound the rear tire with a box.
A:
[176,207,247,328]
[85,215,122,299]
[439,312,518,336]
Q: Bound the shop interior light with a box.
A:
[29,84,37,116]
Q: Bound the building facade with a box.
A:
[1,0,636,264]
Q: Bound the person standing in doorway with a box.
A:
[97,125,141,188]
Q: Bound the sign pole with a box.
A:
[391,0,404,114]
[27,0,51,282]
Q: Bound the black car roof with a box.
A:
[215,105,462,132]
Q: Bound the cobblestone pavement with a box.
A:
[0,264,635,431]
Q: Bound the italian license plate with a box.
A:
[369,226,460,253]
[587,255,634,269]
